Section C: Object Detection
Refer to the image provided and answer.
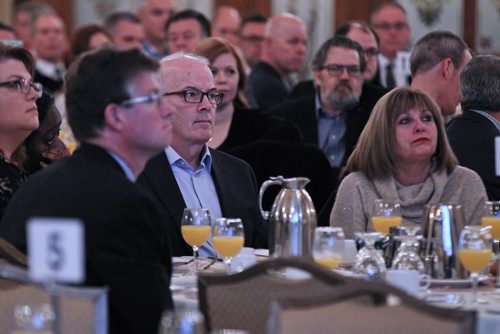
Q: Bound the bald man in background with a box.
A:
[211,6,242,46]
[136,0,175,58]
[247,13,307,110]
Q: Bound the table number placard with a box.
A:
[496,137,500,176]
[28,218,84,283]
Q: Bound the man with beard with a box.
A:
[267,36,375,182]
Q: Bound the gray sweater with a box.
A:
[330,166,487,238]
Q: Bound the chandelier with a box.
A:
[411,0,448,26]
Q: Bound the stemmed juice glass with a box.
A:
[313,227,345,270]
[181,208,212,273]
[212,218,244,274]
[371,199,402,234]
[458,225,493,304]
[354,232,387,279]
[481,201,500,287]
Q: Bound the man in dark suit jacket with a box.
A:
[0,48,174,334]
[268,36,385,183]
[138,53,267,257]
[247,13,307,110]
[447,55,500,200]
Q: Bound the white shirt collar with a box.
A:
[36,59,66,80]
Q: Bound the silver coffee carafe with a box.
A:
[259,176,317,258]
[421,204,467,279]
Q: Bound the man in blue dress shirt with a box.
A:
[138,53,268,256]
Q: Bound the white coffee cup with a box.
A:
[230,247,257,273]
[385,269,431,295]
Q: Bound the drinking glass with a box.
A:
[481,201,500,287]
[371,199,402,234]
[392,234,425,273]
[354,232,386,279]
[181,208,212,273]
[212,218,245,274]
[458,225,493,304]
[312,227,345,270]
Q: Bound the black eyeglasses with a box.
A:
[321,64,362,77]
[364,47,379,58]
[163,89,224,105]
[240,35,264,43]
[119,93,164,107]
[373,22,408,31]
[0,78,43,97]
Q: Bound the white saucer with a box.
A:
[333,269,365,279]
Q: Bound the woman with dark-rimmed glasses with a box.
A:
[0,45,42,217]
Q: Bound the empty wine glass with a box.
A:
[481,201,500,287]
[313,227,345,270]
[458,225,493,304]
[212,218,245,274]
[392,234,425,273]
[181,208,212,273]
[354,232,386,279]
[371,199,402,234]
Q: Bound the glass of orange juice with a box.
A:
[181,208,212,273]
[313,227,345,270]
[481,201,500,287]
[212,218,244,274]
[458,225,493,304]
[371,199,402,234]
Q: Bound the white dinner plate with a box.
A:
[429,275,490,288]
[333,269,365,279]
[171,274,197,287]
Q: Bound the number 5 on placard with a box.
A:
[28,218,85,283]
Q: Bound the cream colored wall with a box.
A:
[0,0,14,25]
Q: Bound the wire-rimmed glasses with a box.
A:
[118,92,164,107]
[0,78,42,98]
[180,208,212,273]
[163,89,224,105]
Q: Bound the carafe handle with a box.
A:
[259,176,284,220]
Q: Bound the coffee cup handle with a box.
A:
[420,274,431,290]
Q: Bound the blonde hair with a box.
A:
[347,87,457,179]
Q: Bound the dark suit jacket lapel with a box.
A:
[301,95,319,144]
[142,153,186,233]
[209,149,231,215]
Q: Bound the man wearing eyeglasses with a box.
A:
[370,3,412,89]
[268,37,373,185]
[138,53,267,256]
[0,48,175,334]
[239,14,267,70]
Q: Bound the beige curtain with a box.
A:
[0,0,14,25]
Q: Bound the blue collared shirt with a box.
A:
[315,93,347,167]
[166,146,222,257]
[141,40,169,59]
[108,151,135,182]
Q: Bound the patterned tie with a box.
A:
[385,62,396,90]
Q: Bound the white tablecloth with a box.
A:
[170,258,500,333]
